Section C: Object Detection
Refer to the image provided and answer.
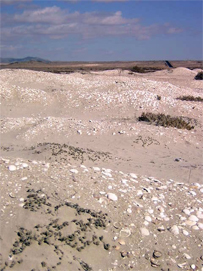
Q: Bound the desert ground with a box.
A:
[0,64,203,271]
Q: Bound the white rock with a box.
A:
[107,193,118,201]
[140,227,150,236]
[170,225,179,235]
[22,163,28,168]
[108,185,113,190]
[70,169,78,174]
[77,130,82,135]
[19,198,24,202]
[8,165,17,171]
[191,264,196,270]
[189,215,199,222]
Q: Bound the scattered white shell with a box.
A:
[107,193,118,201]
[196,211,203,219]
[21,177,28,181]
[102,172,112,178]
[145,216,152,222]
[185,220,197,226]
[192,225,199,230]
[130,173,137,179]
[178,263,187,268]
[170,225,179,235]
[118,240,125,245]
[183,253,191,260]
[156,185,167,190]
[157,225,165,232]
[182,230,189,236]
[127,208,132,214]
[121,179,128,185]
[197,222,203,229]
[120,228,131,237]
[70,169,78,174]
[93,167,100,171]
[183,209,191,215]
[140,227,150,236]
[8,165,16,171]
[188,215,198,222]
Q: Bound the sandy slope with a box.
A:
[0,68,203,271]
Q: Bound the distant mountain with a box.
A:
[0,56,51,64]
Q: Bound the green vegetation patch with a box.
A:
[138,112,194,130]
[176,95,203,102]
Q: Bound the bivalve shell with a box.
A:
[107,193,118,201]
[170,225,179,235]
[188,215,199,222]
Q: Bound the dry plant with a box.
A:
[194,71,203,80]
[176,95,203,102]
[138,112,194,130]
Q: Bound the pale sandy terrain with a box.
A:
[0,68,203,271]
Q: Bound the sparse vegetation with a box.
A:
[131,66,145,73]
[176,95,203,102]
[195,71,203,80]
[138,112,194,130]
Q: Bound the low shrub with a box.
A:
[195,71,203,80]
[138,112,194,130]
[131,66,145,73]
[176,95,203,102]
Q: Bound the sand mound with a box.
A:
[0,67,203,270]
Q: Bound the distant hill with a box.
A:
[0,56,51,64]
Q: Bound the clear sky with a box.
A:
[1,0,202,61]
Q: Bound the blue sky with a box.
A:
[1,0,202,61]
